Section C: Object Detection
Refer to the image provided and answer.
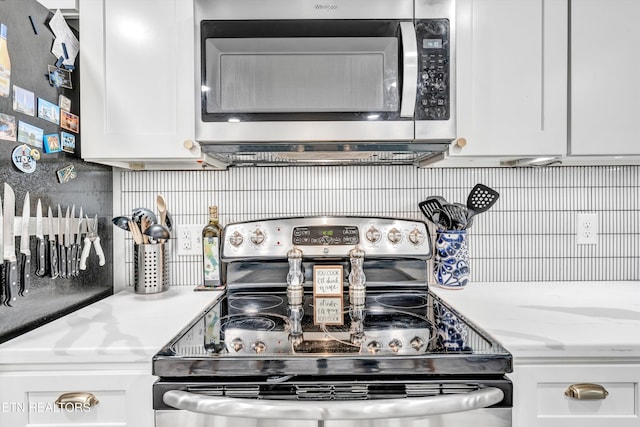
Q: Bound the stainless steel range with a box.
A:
[153,216,512,427]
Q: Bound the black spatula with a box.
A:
[466,184,500,222]
[418,197,451,229]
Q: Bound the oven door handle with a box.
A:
[163,387,504,420]
[399,21,418,118]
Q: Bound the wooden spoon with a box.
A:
[156,194,167,227]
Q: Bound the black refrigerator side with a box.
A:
[0,0,113,344]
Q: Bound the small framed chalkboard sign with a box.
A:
[313,296,343,325]
[313,265,343,296]
[313,265,344,325]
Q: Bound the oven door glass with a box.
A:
[200,20,413,122]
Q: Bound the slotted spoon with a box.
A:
[466,184,500,222]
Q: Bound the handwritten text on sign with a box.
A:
[314,296,343,325]
[313,265,343,296]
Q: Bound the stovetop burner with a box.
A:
[228,295,284,312]
[373,293,429,309]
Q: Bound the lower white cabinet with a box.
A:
[511,363,640,427]
[0,367,155,427]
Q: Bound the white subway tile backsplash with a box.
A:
[117,165,640,286]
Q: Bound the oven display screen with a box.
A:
[292,226,359,246]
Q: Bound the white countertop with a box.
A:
[431,281,640,361]
[2,282,639,368]
[0,287,220,367]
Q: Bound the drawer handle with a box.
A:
[55,392,100,408]
[564,383,609,400]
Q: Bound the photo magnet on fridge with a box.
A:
[0,113,17,141]
[17,120,43,148]
[58,94,71,112]
[60,131,75,153]
[56,164,77,183]
[47,65,72,89]
[43,133,61,153]
[12,85,35,116]
[60,110,78,133]
[37,98,60,124]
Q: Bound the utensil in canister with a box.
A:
[143,223,171,243]
[442,203,468,230]
[418,196,452,229]
[132,207,157,226]
[466,184,500,222]
[128,220,144,245]
[164,211,173,232]
[156,194,168,227]
[112,216,131,231]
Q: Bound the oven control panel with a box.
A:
[221,216,431,260]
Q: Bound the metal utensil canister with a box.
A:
[134,243,169,294]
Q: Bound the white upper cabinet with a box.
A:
[451,0,568,158]
[80,0,210,169]
[570,0,640,156]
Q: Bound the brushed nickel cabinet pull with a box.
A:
[55,392,100,408]
[564,383,609,400]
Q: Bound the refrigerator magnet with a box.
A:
[56,164,77,183]
[12,85,35,116]
[43,133,61,153]
[0,113,17,141]
[61,131,75,153]
[12,144,37,173]
[58,94,71,112]
[17,120,43,148]
[60,110,78,133]
[37,98,60,124]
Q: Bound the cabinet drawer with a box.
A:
[537,382,635,416]
[0,369,155,427]
[28,390,126,424]
[512,364,640,427]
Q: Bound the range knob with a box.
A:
[387,228,403,245]
[408,228,426,245]
[250,228,266,246]
[388,339,403,353]
[366,341,382,354]
[251,341,266,354]
[229,230,244,247]
[231,338,244,352]
[365,226,381,243]
[410,337,425,352]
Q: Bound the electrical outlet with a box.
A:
[576,212,598,245]
[176,224,203,256]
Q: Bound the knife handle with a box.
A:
[36,238,46,277]
[75,243,82,275]
[80,237,91,270]
[3,260,16,306]
[70,244,78,277]
[49,240,59,279]
[19,253,30,297]
[66,246,73,278]
[59,244,67,279]
[0,264,5,305]
[93,237,106,267]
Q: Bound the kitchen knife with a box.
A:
[3,183,17,306]
[0,193,4,305]
[48,206,58,278]
[58,204,66,279]
[35,199,45,277]
[19,192,30,296]
[66,206,73,278]
[73,207,83,276]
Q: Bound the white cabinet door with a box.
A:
[0,369,155,427]
[570,0,640,156]
[452,0,568,158]
[511,364,640,427]
[80,0,198,167]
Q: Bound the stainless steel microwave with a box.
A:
[194,0,456,166]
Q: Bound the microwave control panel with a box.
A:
[415,19,450,121]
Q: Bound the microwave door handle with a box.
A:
[399,21,418,118]
[163,387,504,420]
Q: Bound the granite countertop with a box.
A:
[431,281,640,361]
[0,287,220,366]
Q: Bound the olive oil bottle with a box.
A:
[202,206,223,288]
